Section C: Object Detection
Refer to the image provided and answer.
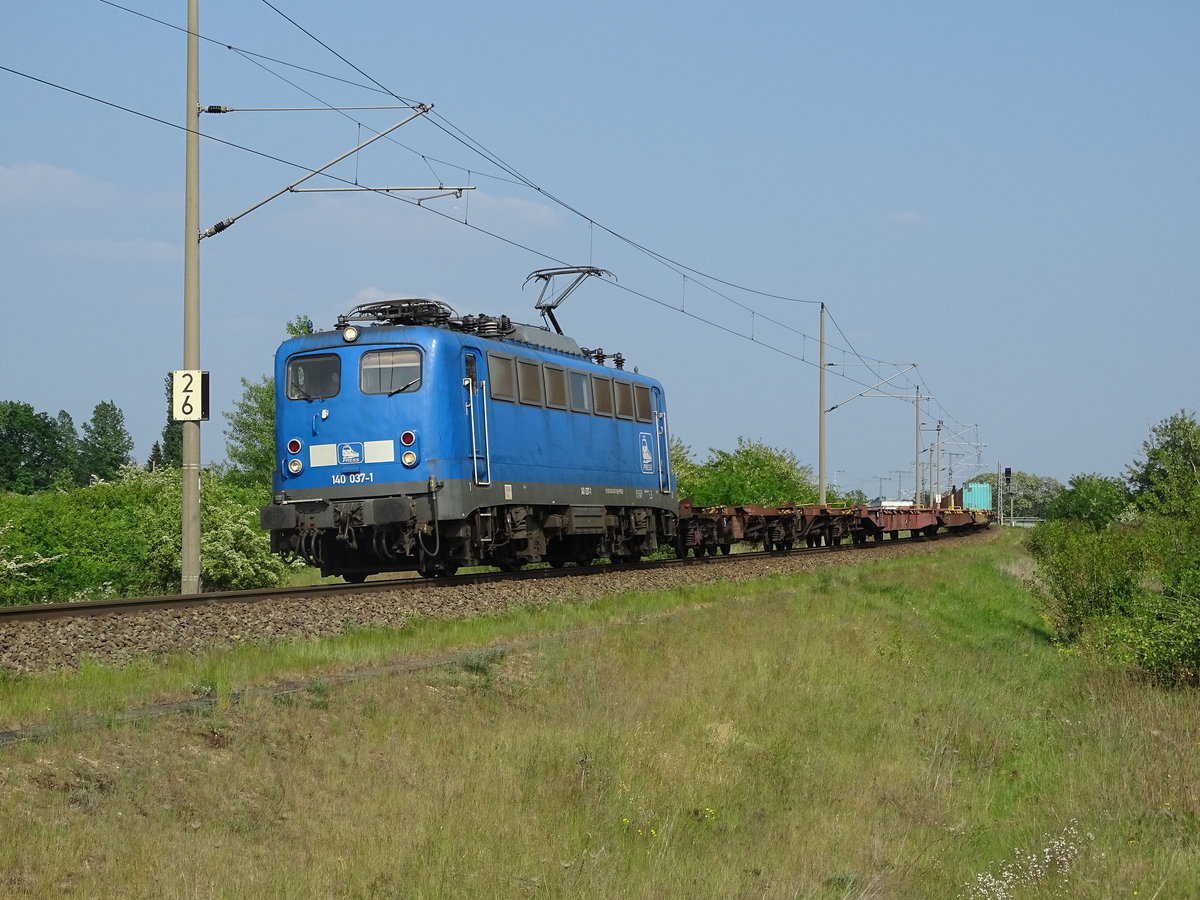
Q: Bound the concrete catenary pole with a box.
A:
[181,0,201,593]
[818,302,827,506]
[913,387,921,507]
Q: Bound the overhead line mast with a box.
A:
[181,0,201,593]
[176,2,454,593]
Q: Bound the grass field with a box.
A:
[1,531,1197,898]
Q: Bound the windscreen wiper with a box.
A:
[388,378,421,397]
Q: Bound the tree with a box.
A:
[0,401,52,493]
[79,400,134,482]
[221,317,314,489]
[224,375,276,488]
[669,436,701,498]
[677,437,817,507]
[0,401,79,493]
[1028,412,1200,684]
[1125,410,1200,518]
[146,441,164,471]
[833,487,869,506]
[53,411,82,485]
[286,314,314,337]
[971,471,1064,518]
[159,374,183,467]
[1045,473,1129,531]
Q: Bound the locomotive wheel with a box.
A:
[417,553,458,578]
[720,544,731,555]
[343,572,370,584]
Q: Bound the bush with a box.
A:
[1103,587,1200,686]
[1027,508,1200,684]
[1044,473,1129,531]
[674,437,817,507]
[1025,520,1145,643]
[0,467,289,605]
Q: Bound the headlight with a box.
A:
[342,325,360,342]
[401,451,418,467]
[287,458,304,475]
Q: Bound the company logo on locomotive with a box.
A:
[338,442,364,465]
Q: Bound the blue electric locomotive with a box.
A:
[259,286,678,580]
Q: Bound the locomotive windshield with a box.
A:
[361,348,422,395]
[286,354,341,400]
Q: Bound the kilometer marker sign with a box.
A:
[171,370,210,421]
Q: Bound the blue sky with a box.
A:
[3,1,1197,498]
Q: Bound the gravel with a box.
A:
[0,531,995,675]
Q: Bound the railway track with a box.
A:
[0,530,965,624]
[0,528,992,678]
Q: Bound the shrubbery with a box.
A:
[1025,520,1145,642]
[1027,411,1200,685]
[0,466,289,604]
[671,436,866,508]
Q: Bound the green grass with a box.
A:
[1,531,1197,897]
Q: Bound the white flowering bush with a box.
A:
[0,523,63,584]
[120,465,290,593]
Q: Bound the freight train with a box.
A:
[258,268,989,581]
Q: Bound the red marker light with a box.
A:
[287,438,303,454]
[400,431,416,447]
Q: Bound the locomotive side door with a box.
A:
[462,350,491,485]
[652,386,672,493]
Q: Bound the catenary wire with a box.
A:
[88,1,883,372]
[90,0,955,404]
[39,5,984,466]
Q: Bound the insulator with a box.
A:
[203,105,232,114]
[613,353,625,370]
